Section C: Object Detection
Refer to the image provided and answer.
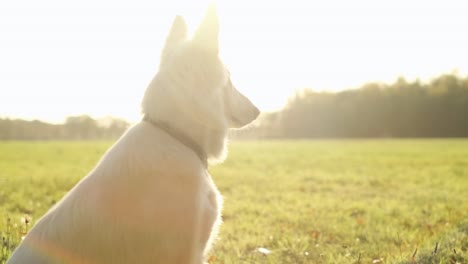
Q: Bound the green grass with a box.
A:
[1,140,467,263]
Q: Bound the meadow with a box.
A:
[0,140,467,263]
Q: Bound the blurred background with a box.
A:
[1,1,468,263]
[1,0,468,140]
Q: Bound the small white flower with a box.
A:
[372,258,383,263]
[257,247,272,255]
[20,215,32,224]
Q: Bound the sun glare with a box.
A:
[1,0,467,122]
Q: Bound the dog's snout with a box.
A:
[253,106,260,119]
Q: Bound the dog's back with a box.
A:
[8,122,218,264]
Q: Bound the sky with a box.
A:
[1,0,468,123]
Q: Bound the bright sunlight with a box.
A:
[2,2,468,263]
[1,0,468,122]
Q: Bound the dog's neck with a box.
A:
[143,114,209,168]
[141,73,229,164]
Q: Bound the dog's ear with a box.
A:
[161,16,187,61]
[192,4,219,54]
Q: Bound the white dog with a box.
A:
[8,5,259,264]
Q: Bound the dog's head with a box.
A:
[142,5,259,131]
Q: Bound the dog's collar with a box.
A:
[143,115,208,169]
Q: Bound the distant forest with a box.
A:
[2,73,468,140]
[0,116,129,140]
[245,74,468,138]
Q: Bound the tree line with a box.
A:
[246,74,468,138]
[2,73,468,140]
[0,115,129,140]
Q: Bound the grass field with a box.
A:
[0,140,467,263]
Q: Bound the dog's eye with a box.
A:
[224,79,233,91]
[225,69,232,88]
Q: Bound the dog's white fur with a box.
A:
[8,5,259,264]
